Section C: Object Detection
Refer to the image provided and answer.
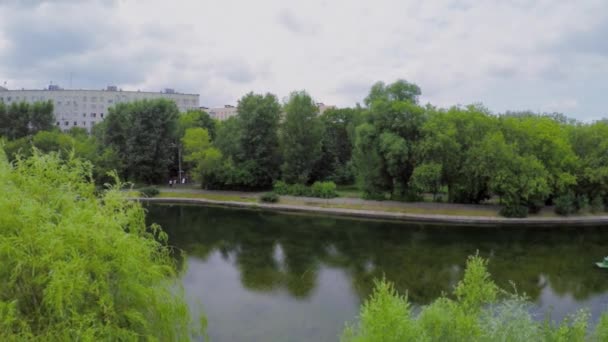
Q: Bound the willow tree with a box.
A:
[0,150,202,340]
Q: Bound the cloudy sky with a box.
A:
[0,0,606,120]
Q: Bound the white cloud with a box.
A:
[0,0,606,119]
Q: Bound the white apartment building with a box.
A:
[207,105,238,121]
[206,102,336,121]
[0,85,200,131]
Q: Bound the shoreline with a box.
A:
[135,197,608,227]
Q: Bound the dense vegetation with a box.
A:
[342,255,608,342]
[0,150,202,340]
[2,80,608,216]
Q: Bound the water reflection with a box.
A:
[146,204,608,341]
[148,204,608,304]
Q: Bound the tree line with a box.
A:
[1,80,608,217]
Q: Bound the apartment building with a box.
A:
[0,85,200,131]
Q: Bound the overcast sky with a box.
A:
[0,0,606,120]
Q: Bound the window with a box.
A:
[100,113,104,118]
[91,113,96,118]
[64,121,69,126]
[56,122,60,126]
[57,101,62,106]
[91,121,96,125]
[73,121,77,126]
[82,122,86,126]
[82,113,86,118]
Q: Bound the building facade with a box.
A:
[206,102,336,121]
[0,85,200,131]
[207,105,238,121]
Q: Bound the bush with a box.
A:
[310,181,338,198]
[342,255,604,342]
[554,192,577,216]
[591,195,605,213]
[0,150,201,340]
[273,180,337,198]
[259,192,279,203]
[500,204,528,218]
[272,180,290,195]
[139,186,160,197]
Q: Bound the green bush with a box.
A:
[342,255,606,342]
[0,150,202,340]
[591,195,605,213]
[259,192,279,203]
[554,192,578,216]
[139,186,160,197]
[500,204,528,218]
[273,180,338,198]
[310,181,338,198]
[272,180,290,195]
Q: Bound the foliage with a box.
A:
[272,180,338,198]
[259,192,279,203]
[554,192,578,216]
[0,150,201,340]
[139,186,160,197]
[181,127,223,188]
[0,101,54,140]
[280,91,323,184]
[310,108,362,184]
[310,181,338,198]
[499,204,529,218]
[100,99,179,184]
[342,254,607,342]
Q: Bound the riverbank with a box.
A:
[135,188,608,226]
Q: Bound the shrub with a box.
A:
[259,192,279,203]
[273,180,290,195]
[139,186,160,197]
[290,183,311,196]
[554,192,578,216]
[591,195,605,213]
[310,181,338,198]
[342,254,605,342]
[0,150,201,340]
[500,204,528,218]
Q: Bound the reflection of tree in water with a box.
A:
[147,204,608,304]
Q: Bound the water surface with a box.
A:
[146,204,608,342]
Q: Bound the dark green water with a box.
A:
[146,203,608,342]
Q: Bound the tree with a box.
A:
[280,91,323,184]
[311,108,362,184]
[410,163,442,200]
[182,127,222,188]
[0,101,54,139]
[28,100,55,134]
[421,105,498,203]
[363,79,421,106]
[0,149,201,340]
[355,80,426,199]
[102,99,179,184]
[177,109,216,140]
[235,92,282,188]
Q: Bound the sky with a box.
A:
[0,0,606,121]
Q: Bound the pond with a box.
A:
[146,203,608,342]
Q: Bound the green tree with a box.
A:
[311,107,364,183]
[177,109,216,140]
[102,99,179,184]
[280,91,323,184]
[182,127,223,188]
[235,92,282,188]
[0,150,202,340]
[0,101,54,139]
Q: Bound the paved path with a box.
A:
[156,186,501,214]
[138,192,608,227]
